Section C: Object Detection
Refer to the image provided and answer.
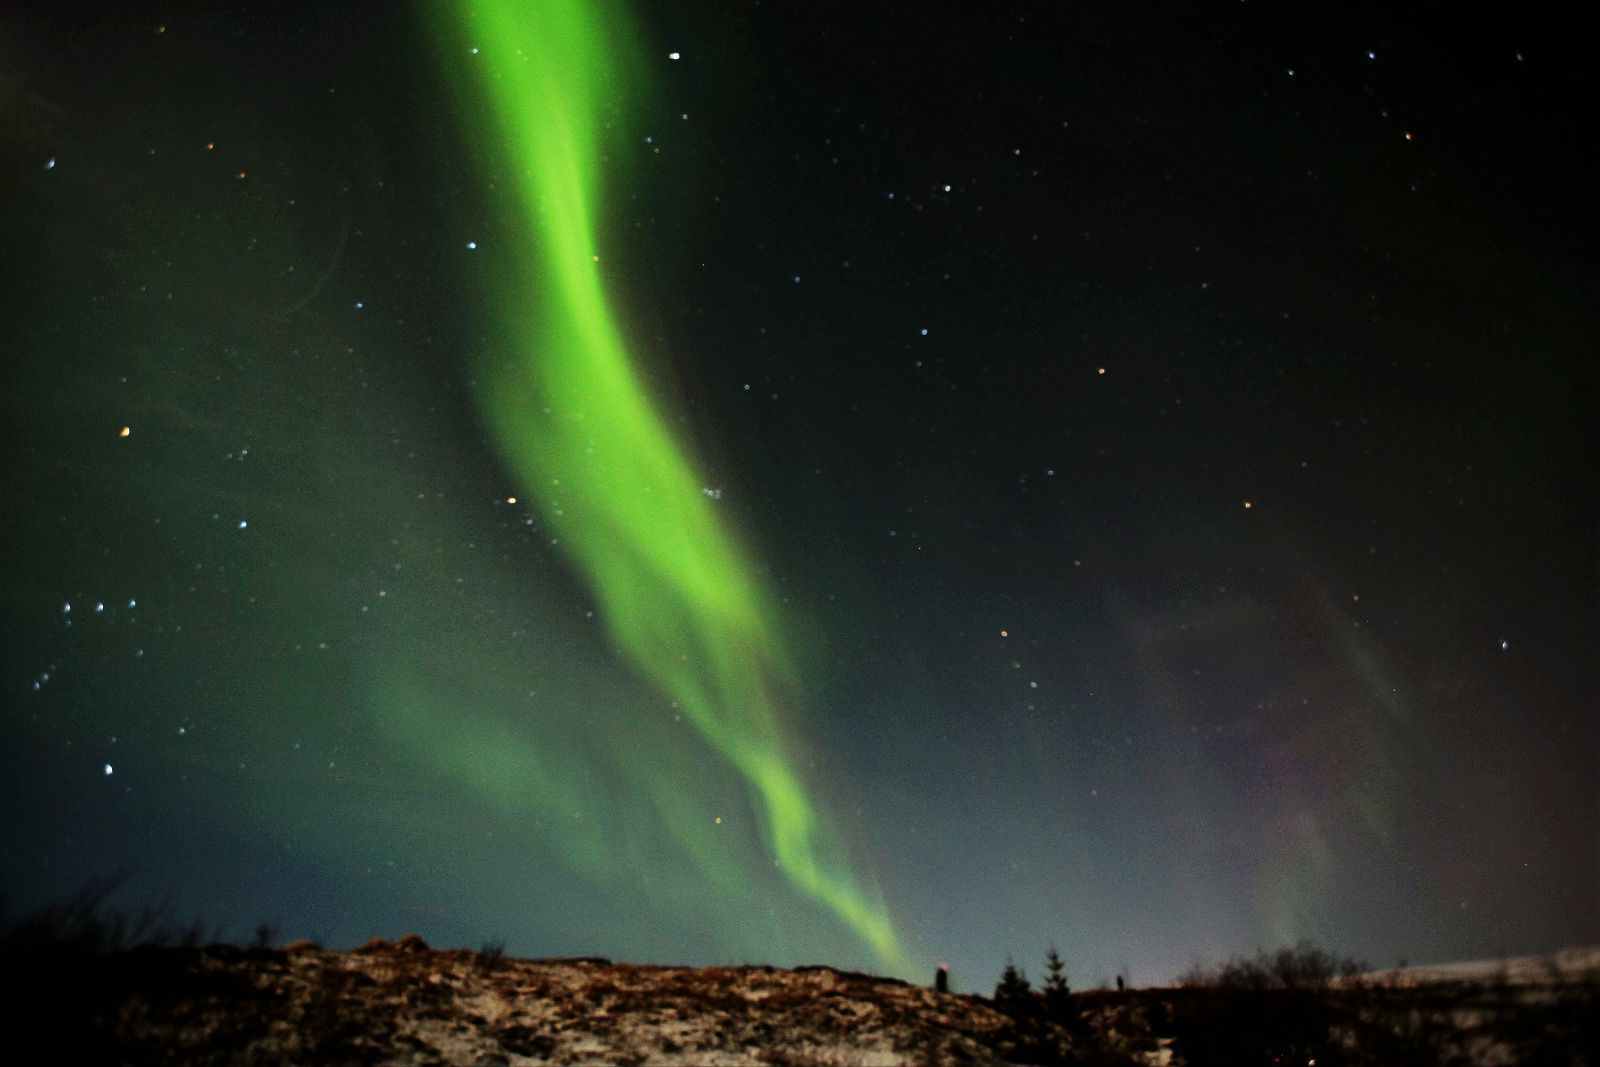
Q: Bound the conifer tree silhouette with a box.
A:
[1043,945,1070,1010]
[994,957,1031,1004]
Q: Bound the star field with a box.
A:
[1,0,1593,990]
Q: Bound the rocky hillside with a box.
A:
[13,935,1121,1066]
[8,935,1597,1065]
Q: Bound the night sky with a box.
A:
[3,0,1594,992]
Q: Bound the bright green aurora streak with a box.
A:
[438,0,909,973]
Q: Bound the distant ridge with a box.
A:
[1352,946,1600,987]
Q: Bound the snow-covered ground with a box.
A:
[1353,945,1600,988]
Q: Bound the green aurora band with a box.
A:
[437,0,909,973]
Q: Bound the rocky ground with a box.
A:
[7,935,1597,1065]
[12,935,1118,1066]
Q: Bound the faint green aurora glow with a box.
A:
[436,0,908,973]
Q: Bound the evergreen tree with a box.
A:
[994,957,1031,1004]
[1043,945,1070,997]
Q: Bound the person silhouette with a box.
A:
[1116,974,1125,991]
[935,964,950,993]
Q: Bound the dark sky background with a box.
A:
[2,0,1594,991]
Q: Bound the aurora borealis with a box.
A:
[440,0,904,969]
[3,0,1594,992]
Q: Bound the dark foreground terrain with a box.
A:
[4,936,1597,1065]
